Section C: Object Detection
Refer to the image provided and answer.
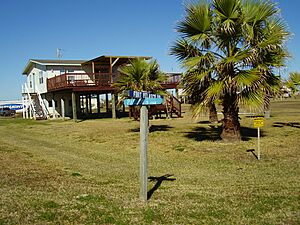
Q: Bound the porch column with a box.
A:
[29,103,33,119]
[72,92,77,122]
[25,95,29,119]
[61,98,65,120]
[105,93,109,112]
[85,94,89,114]
[22,96,25,119]
[112,93,117,119]
[52,99,56,119]
[97,94,100,114]
[89,94,92,114]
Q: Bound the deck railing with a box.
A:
[47,73,180,91]
[47,73,121,91]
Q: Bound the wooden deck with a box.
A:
[47,73,180,92]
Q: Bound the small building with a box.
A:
[21,55,181,120]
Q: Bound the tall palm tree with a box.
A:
[171,0,290,141]
[171,39,219,123]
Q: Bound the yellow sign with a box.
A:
[253,118,264,128]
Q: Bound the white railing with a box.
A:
[24,83,36,119]
[35,86,49,118]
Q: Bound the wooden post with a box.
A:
[85,95,89,114]
[25,95,28,119]
[92,62,95,73]
[72,92,77,122]
[111,93,116,119]
[257,127,261,160]
[89,94,92,114]
[140,106,148,202]
[105,93,109,113]
[61,98,65,120]
[52,99,56,119]
[97,94,100,114]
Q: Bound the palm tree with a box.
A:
[170,38,219,123]
[114,58,166,119]
[114,58,166,93]
[286,72,300,96]
[171,0,289,141]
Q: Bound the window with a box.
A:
[67,75,75,82]
[60,69,65,75]
[66,69,74,73]
[39,71,43,84]
[29,74,33,88]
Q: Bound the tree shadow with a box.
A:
[240,127,265,141]
[184,126,222,141]
[129,125,173,133]
[149,125,173,133]
[184,126,264,142]
[273,122,300,129]
[147,174,176,200]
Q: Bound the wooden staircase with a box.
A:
[129,95,182,120]
[166,95,182,118]
[149,95,182,118]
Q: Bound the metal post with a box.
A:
[61,98,65,120]
[257,127,261,160]
[140,106,148,202]
[72,92,77,122]
[105,93,109,113]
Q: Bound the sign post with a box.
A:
[124,90,163,202]
[140,106,148,202]
[253,118,264,160]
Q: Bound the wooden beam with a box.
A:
[61,98,65,120]
[92,62,95,73]
[111,93,116,119]
[111,57,120,67]
[72,92,77,122]
[109,57,113,73]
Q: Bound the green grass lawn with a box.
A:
[0,99,299,224]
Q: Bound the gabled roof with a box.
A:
[22,59,86,75]
[82,55,151,65]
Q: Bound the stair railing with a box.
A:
[35,86,49,118]
[24,83,36,119]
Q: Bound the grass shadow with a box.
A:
[129,125,173,133]
[147,174,176,200]
[273,122,300,129]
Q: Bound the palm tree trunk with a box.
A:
[208,103,218,123]
[221,94,241,141]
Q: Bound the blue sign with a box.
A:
[0,103,24,110]
[124,90,162,99]
[124,98,163,106]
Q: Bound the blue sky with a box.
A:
[0,0,299,100]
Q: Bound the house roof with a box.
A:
[22,59,86,75]
[82,55,152,66]
[22,55,152,75]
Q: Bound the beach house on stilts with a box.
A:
[21,55,182,120]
